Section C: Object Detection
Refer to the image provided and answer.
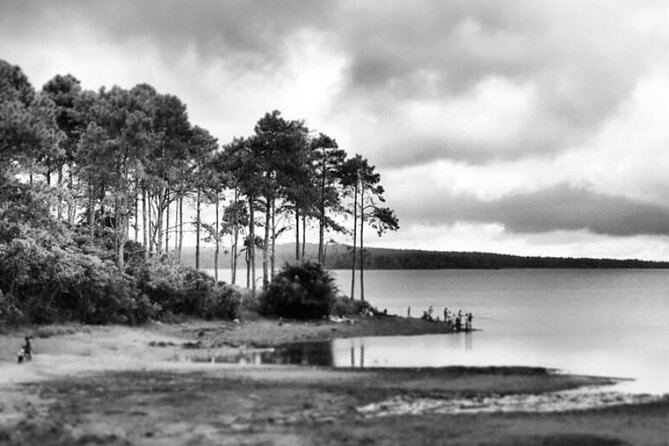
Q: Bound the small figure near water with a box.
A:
[407,306,411,318]
[17,336,32,364]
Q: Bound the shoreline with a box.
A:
[2,318,669,445]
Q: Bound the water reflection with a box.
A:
[186,332,477,369]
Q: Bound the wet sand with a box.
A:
[1,318,668,445]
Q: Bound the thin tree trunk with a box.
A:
[155,192,164,253]
[360,188,365,302]
[57,166,63,221]
[68,163,76,225]
[148,192,154,253]
[318,153,326,263]
[249,197,256,296]
[263,197,270,290]
[134,179,139,242]
[214,196,220,282]
[175,194,180,252]
[232,189,239,286]
[165,191,170,253]
[88,181,95,238]
[301,214,306,260]
[142,185,148,260]
[271,197,276,279]
[295,207,300,261]
[178,195,184,256]
[350,182,358,299]
[196,189,201,269]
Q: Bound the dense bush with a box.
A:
[134,254,240,321]
[0,222,141,325]
[330,295,372,317]
[259,261,337,320]
[0,219,240,325]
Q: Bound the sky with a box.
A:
[2,0,669,260]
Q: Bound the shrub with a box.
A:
[134,255,241,321]
[330,295,372,317]
[259,261,337,320]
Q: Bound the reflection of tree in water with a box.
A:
[349,344,365,368]
[260,341,334,366]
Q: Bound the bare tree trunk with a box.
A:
[142,185,148,260]
[263,197,270,290]
[318,154,326,263]
[232,188,239,285]
[301,214,306,260]
[249,196,256,296]
[350,182,358,300]
[88,181,95,238]
[214,195,219,282]
[165,191,170,253]
[175,194,180,252]
[359,188,365,302]
[134,179,139,242]
[57,166,63,221]
[178,195,184,256]
[68,164,76,225]
[196,189,201,270]
[271,197,276,279]
[148,192,154,253]
[295,207,300,262]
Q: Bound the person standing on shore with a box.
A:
[23,337,32,360]
[407,306,411,318]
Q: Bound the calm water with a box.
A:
[209,268,669,394]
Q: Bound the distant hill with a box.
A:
[178,243,669,270]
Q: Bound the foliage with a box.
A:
[134,255,241,321]
[0,220,139,325]
[259,261,336,320]
[1,58,401,325]
[330,295,372,317]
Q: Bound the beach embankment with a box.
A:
[1,318,668,445]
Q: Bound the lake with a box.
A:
[208,268,669,394]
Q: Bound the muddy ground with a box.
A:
[1,318,668,445]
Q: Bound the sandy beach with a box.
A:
[1,317,669,445]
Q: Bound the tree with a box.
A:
[357,159,399,301]
[1,60,62,187]
[41,74,85,223]
[221,137,263,295]
[339,154,364,299]
[310,133,347,264]
[189,126,218,270]
[252,110,310,289]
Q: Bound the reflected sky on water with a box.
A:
[206,269,669,395]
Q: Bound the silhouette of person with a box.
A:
[23,337,32,361]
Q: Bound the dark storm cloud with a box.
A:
[0,0,333,69]
[0,0,654,166]
[338,0,650,165]
[403,184,669,237]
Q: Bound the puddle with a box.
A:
[357,389,665,417]
[183,341,333,366]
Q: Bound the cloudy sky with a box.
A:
[2,0,669,260]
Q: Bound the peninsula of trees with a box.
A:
[0,59,398,324]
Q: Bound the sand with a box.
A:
[1,317,669,445]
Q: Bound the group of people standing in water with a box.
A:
[408,305,474,331]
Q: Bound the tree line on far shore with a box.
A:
[0,59,398,324]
